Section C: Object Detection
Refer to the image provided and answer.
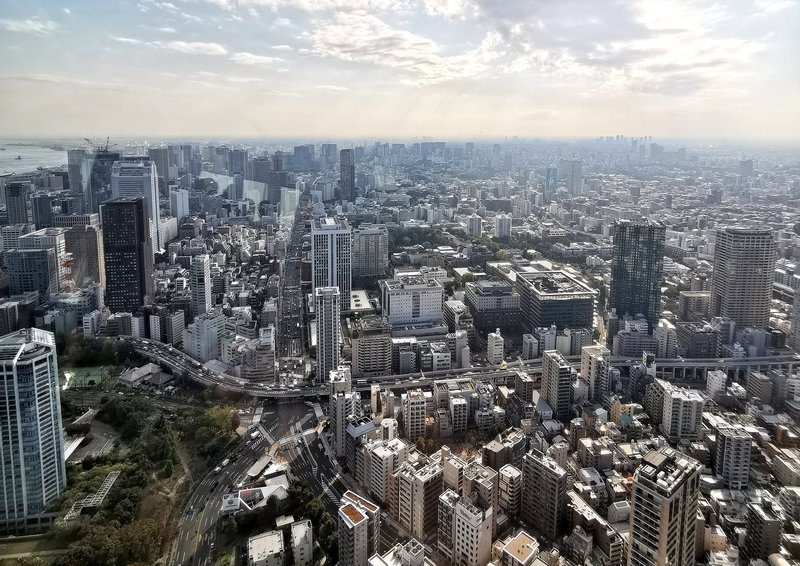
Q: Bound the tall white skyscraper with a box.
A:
[329,367,357,459]
[169,187,189,220]
[628,448,700,566]
[558,158,583,195]
[190,254,212,319]
[312,217,352,310]
[494,213,512,239]
[0,329,66,535]
[111,156,162,251]
[315,286,341,383]
[466,213,482,237]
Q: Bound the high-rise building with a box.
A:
[329,367,357,459]
[628,448,700,566]
[393,459,443,540]
[739,158,754,180]
[352,224,388,278]
[711,226,776,329]
[315,286,341,383]
[466,213,482,237]
[6,248,58,300]
[544,165,558,204]
[715,423,751,490]
[516,271,596,332]
[0,329,66,535]
[312,217,352,311]
[340,491,380,559]
[494,213,512,240]
[558,158,583,195]
[31,194,53,229]
[147,147,171,191]
[580,345,611,401]
[184,310,224,362]
[380,277,444,326]
[190,254,212,319]
[609,220,665,332]
[542,350,574,422]
[438,490,492,566]
[52,213,105,290]
[81,150,120,213]
[18,228,70,291]
[351,316,392,378]
[4,183,30,225]
[338,501,370,566]
[487,328,504,365]
[169,187,189,220]
[67,149,85,194]
[521,449,567,541]
[101,197,154,313]
[744,500,782,560]
[403,389,427,442]
[111,156,162,250]
[660,386,703,444]
[498,464,522,518]
[340,149,356,201]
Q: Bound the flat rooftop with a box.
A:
[517,270,595,297]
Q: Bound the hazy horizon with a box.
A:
[1,0,798,140]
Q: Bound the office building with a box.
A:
[340,149,356,201]
[495,213,512,240]
[190,254,212,319]
[6,248,58,299]
[4,183,29,225]
[739,158,754,180]
[315,286,341,384]
[351,316,392,378]
[184,310,224,363]
[487,328,504,365]
[82,150,120,213]
[542,350,574,422]
[516,271,596,332]
[711,226,776,329]
[438,490,492,566]
[352,224,388,278]
[18,228,70,291]
[111,156,162,250]
[464,280,522,332]
[609,220,665,332]
[0,224,31,253]
[67,149,85,194]
[330,367,357,459]
[715,423,751,490]
[559,158,583,195]
[380,277,444,326]
[0,329,66,535]
[403,389,426,442]
[312,217,352,310]
[169,187,189,220]
[31,194,53,229]
[466,213,482,237]
[628,448,700,566]
[521,449,567,541]
[101,197,154,313]
[147,147,171,191]
[53,213,105,290]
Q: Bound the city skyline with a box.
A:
[0,0,798,140]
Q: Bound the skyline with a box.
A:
[0,0,799,140]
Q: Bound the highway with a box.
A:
[277,188,309,360]
[172,402,313,566]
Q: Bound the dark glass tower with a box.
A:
[339,148,355,201]
[609,219,666,333]
[82,150,121,213]
[101,197,154,313]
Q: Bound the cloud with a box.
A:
[230,52,281,66]
[272,44,292,51]
[0,18,58,35]
[168,41,228,55]
[111,36,145,45]
[316,85,350,92]
[158,26,177,33]
[63,8,71,15]
[311,13,503,84]
[271,17,293,28]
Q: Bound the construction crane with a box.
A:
[83,137,118,153]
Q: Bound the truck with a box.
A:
[221,458,230,467]
[250,430,261,440]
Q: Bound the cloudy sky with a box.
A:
[0,0,798,140]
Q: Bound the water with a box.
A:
[0,140,67,175]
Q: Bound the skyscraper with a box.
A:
[558,158,583,195]
[31,194,53,229]
[0,328,66,535]
[169,187,189,220]
[329,366,356,458]
[312,217,352,310]
[628,448,700,566]
[67,149,85,194]
[147,146,170,192]
[544,165,558,204]
[52,213,105,290]
[190,254,212,320]
[81,150,120,213]
[542,350,574,422]
[111,156,162,251]
[19,228,70,291]
[609,219,666,332]
[495,213,512,240]
[711,226,776,329]
[340,149,355,201]
[4,182,30,225]
[6,248,58,299]
[101,197,154,313]
[315,286,341,383]
[352,224,388,278]
[714,422,751,490]
[521,449,567,541]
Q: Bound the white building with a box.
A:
[312,217,352,310]
[522,334,539,360]
[706,369,728,401]
[184,310,224,363]
[190,254,212,319]
[495,213,512,239]
[487,328,504,365]
[290,520,313,566]
[169,187,189,220]
[111,156,162,250]
[438,489,492,566]
[330,367,358,459]
[498,464,522,518]
[18,227,70,291]
[403,389,427,441]
[380,277,444,326]
[559,158,583,195]
[315,286,341,384]
[466,213,482,237]
[247,530,284,566]
[715,423,751,490]
[660,386,704,444]
[580,345,611,401]
[339,500,371,566]
[0,329,67,534]
[542,350,574,422]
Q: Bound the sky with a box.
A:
[0,0,798,140]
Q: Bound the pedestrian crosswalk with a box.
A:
[322,484,340,506]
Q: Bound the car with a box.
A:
[221,458,230,467]
[214,466,221,473]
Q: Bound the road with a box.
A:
[277,188,309,360]
[172,402,312,566]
